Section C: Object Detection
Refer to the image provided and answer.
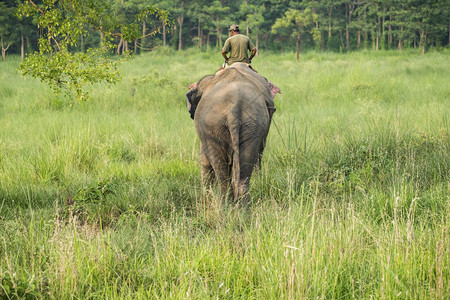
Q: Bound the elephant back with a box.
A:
[187,65,274,120]
[225,63,274,109]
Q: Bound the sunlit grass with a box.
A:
[0,50,448,298]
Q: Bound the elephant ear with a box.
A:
[186,88,201,120]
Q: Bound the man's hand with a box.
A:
[248,48,257,64]
[222,49,229,63]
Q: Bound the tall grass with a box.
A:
[0,50,448,298]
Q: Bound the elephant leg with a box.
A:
[234,141,261,204]
[255,140,266,171]
[201,141,232,198]
[213,160,232,198]
[200,146,215,186]
[236,163,252,205]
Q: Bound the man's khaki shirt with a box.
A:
[222,34,256,65]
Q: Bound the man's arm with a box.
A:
[222,49,229,62]
[249,48,257,62]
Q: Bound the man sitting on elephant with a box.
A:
[222,24,257,68]
[220,24,280,98]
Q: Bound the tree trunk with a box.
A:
[264,34,268,51]
[363,30,368,49]
[1,36,4,61]
[388,13,392,48]
[328,7,332,38]
[216,16,222,49]
[163,18,166,47]
[321,31,325,51]
[382,8,385,49]
[177,2,184,51]
[345,3,354,51]
[296,33,300,61]
[21,30,24,61]
[346,27,349,51]
[198,20,202,47]
[345,4,349,51]
[100,19,104,48]
[178,16,183,50]
[379,15,383,50]
[420,31,426,55]
[357,30,361,49]
[80,33,84,53]
[47,29,52,58]
[134,39,137,54]
[116,38,123,55]
[1,36,11,61]
[38,27,42,52]
[142,20,146,49]
[372,30,375,50]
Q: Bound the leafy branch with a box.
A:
[17,0,169,100]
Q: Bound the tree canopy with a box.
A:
[3,0,448,59]
[2,0,449,98]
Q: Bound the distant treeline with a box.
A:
[1,0,449,60]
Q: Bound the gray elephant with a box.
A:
[186,63,278,202]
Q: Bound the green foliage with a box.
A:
[272,7,318,59]
[16,0,169,100]
[19,48,122,100]
[0,1,19,60]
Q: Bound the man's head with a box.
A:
[229,24,240,35]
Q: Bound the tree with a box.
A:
[187,0,209,48]
[204,1,230,49]
[301,0,324,51]
[407,0,449,54]
[343,0,358,51]
[1,0,448,58]
[17,0,167,100]
[0,1,18,61]
[354,1,380,50]
[272,8,317,61]
[240,1,265,50]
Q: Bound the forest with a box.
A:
[1,0,449,62]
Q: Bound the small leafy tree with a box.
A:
[204,1,230,49]
[240,1,265,50]
[272,8,317,61]
[17,0,168,100]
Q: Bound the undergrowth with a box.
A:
[0,50,448,298]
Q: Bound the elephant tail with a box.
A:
[229,120,241,200]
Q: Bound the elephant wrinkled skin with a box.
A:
[186,63,277,202]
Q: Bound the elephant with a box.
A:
[186,62,278,203]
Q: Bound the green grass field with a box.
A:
[0,49,449,299]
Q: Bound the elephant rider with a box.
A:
[220,24,280,117]
[222,24,257,68]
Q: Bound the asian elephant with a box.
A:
[186,63,278,203]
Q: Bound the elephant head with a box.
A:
[185,75,215,119]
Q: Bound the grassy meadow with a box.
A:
[0,49,449,298]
